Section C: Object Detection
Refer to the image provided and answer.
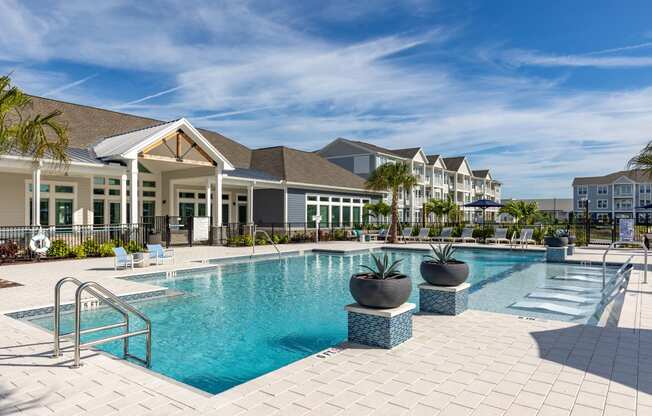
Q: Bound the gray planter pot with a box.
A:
[349,274,412,309]
[544,236,568,247]
[420,261,469,286]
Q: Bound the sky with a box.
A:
[2,0,652,198]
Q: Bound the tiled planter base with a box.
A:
[419,283,469,315]
[546,246,567,262]
[346,303,415,349]
[567,244,575,256]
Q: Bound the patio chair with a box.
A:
[456,227,477,243]
[399,227,413,243]
[369,228,386,241]
[416,227,431,242]
[511,228,536,248]
[112,247,144,270]
[432,227,454,242]
[147,244,175,265]
[487,228,511,244]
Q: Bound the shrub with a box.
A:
[451,224,464,238]
[47,240,70,258]
[82,240,100,257]
[125,240,144,253]
[506,225,521,240]
[332,229,347,241]
[532,227,545,244]
[256,237,268,245]
[428,226,440,237]
[98,242,115,257]
[472,227,494,240]
[70,245,86,259]
[0,241,18,259]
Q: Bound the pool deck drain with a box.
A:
[0,242,651,415]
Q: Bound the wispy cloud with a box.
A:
[42,73,97,97]
[504,49,652,68]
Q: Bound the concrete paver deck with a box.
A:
[1,242,650,415]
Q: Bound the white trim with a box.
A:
[24,180,78,226]
[286,180,384,195]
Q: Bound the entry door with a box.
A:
[179,202,195,219]
[222,204,229,225]
[238,205,247,224]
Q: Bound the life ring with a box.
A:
[29,233,51,254]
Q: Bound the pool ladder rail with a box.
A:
[251,226,281,258]
[53,277,152,369]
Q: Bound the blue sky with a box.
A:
[2,0,652,198]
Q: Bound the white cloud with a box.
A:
[3,1,652,198]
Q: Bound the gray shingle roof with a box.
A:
[572,170,652,186]
[472,169,490,178]
[443,156,465,171]
[390,147,421,158]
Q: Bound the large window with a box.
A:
[25,180,76,226]
[55,199,73,225]
[93,200,105,225]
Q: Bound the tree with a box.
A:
[364,201,391,223]
[425,195,457,224]
[365,162,417,243]
[499,200,539,225]
[0,75,69,165]
[628,141,652,175]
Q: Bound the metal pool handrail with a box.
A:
[52,277,152,368]
[251,226,281,258]
[602,241,647,289]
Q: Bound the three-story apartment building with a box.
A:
[572,170,652,222]
[317,138,502,223]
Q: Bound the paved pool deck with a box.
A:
[0,242,651,415]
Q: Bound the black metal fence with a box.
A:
[0,223,150,262]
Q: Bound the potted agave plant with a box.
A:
[349,253,412,309]
[420,244,469,286]
[543,228,569,247]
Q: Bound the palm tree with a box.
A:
[0,75,69,165]
[628,141,652,175]
[500,200,539,225]
[364,201,391,223]
[366,162,417,243]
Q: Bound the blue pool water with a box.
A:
[29,248,616,394]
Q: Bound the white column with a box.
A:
[129,159,138,224]
[168,180,175,215]
[247,183,254,224]
[410,187,415,223]
[120,172,127,224]
[215,167,223,226]
[205,177,212,218]
[32,165,41,226]
[283,184,288,223]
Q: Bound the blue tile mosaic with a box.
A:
[347,309,413,349]
[546,247,567,263]
[419,286,468,315]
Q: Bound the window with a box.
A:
[640,184,652,194]
[353,156,370,174]
[597,199,608,209]
[614,184,632,196]
[108,178,121,186]
[110,202,121,224]
[307,196,317,202]
[307,205,317,228]
[237,195,247,202]
[320,196,329,202]
[93,177,105,185]
[54,185,73,193]
[597,185,608,194]
[143,191,155,197]
[179,192,195,199]
[319,205,328,227]
[577,185,588,196]
[108,189,120,196]
[577,199,588,209]
[142,181,156,188]
[93,200,105,224]
[331,206,340,227]
[93,188,105,195]
[142,201,155,221]
[55,199,73,225]
[198,193,206,199]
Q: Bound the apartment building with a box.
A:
[317,138,502,222]
[573,170,652,222]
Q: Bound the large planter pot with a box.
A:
[349,274,412,309]
[568,236,576,245]
[419,261,469,286]
[544,236,568,247]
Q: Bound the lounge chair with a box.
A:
[487,228,511,244]
[511,228,536,248]
[147,244,175,265]
[113,247,144,270]
[433,227,454,242]
[455,227,476,243]
[369,229,386,241]
[406,227,430,242]
[399,227,413,242]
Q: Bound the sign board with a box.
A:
[619,218,634,242]
[193,216,210,241]
[312,215,322,223]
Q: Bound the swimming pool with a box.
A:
[28,248,619,394]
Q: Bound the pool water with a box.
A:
[29,249,616,394]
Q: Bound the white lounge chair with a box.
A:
[455,227,476,243]
[147,244,175,265]
[113,247,144,270]
[399,227,413,242]
[511,228,536,248]
[407,227,430,242]
[487,228,511,244]
[433,227,454,242]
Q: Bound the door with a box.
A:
[222,203,229,225]
[238,205,247,224]
[179,202,195,219]
[55,199,73,225]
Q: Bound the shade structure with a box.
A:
[464,199,504,243]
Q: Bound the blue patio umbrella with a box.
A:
[464,199,504,241]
